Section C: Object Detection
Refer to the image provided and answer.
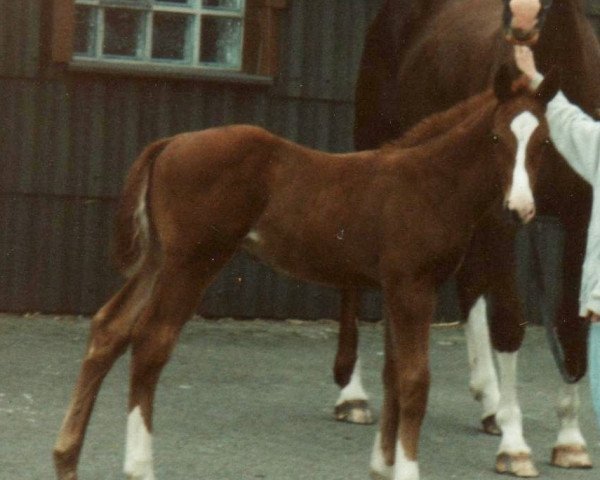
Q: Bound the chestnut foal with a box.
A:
[53,69,558,480]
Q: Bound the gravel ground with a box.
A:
[0,313,599,479]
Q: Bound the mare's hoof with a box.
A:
[495,452,539,477]
[334,400,374,424]
[551,445,592,469]
[482,414,501,436]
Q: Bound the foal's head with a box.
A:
[491,66,559,223]
[502,0,553,45]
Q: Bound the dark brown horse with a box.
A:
[334,0,600,477]
[53,69,557,480]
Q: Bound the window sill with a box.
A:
[67,59,274,86]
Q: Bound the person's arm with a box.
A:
[515,46,600,185]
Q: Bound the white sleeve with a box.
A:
[545,91,600,185]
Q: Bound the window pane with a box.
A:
[202,0,242,11]
[74,6,96,56]
[103,8,145,57]
[157,0,189,4]
[152,13,190,61]
[200,16,242,67]
[99,0,151,7]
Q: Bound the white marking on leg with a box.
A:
[507,112,539,223]
[464,297,500,419]
[370,433,420,480]
[555,384,586,447]
[370,432,393,479]
[393,440,419,480]
[124,406,155,480]
[335,358,369,405]
[495,352,531,454]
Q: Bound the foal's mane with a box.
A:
[384,89,496,151]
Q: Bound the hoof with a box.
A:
[55,468,78,480]
[56,473,77,480]
[370,469,392,480]
[482,415,501,436]
[334,400,374,425]
[496,452,539,477]
[54,453,78,480]
[551,445,592,469]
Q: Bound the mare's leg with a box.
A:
[54,268,157,480]
[464,297,501,434]
[333,288,373,424]
[124,251,232,480]
[370,279,434,480]
[456,219,500,435]
[552,384,591,468]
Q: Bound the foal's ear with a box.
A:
[535,67,561,106]
[493,64,514,103]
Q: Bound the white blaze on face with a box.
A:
[507,111,539,223]
[124,406,155,480]
[510,0,542,31]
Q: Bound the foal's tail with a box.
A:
[112,138,171,277]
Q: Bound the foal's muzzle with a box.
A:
[504,200,536,224]
[504,27,540,45]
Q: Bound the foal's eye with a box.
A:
[491,134,500,144]
[543,138,551,146]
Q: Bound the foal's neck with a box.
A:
[401,100,501,226]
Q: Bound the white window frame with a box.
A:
[73,0,247,72]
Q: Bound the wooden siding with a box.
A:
[0,0,382,317]
[0,0,598,321]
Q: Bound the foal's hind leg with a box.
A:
[333,288,373,425]
[124,253,228,480]
[54,272,155,480]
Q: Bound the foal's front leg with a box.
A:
[370,280,435,480]
[494,351,537,477]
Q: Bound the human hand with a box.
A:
[514,45,540,80]
[588,311,600,323]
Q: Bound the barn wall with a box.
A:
[1,1,600,321]
[0,0,383,318]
